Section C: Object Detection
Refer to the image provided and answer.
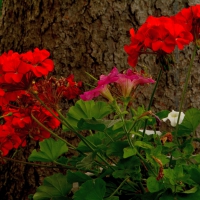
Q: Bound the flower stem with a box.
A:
[113,100,157,177]
[3,157,63,168]
[85,71,98,81]
[109,176,130,197]
[175,45,197,137]
[142,68,163,137]
[56,109,116,168]
[31,92,96,152]
[148,68,163,111]
[30,92,115,168]
[31,113,76,150]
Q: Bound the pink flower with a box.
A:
[80,67,155,101]
[116,69,155,97]
[80,85,114,102]
[98,67,119,85]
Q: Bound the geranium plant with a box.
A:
[1,4,200,200]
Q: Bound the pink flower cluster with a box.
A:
[80,67,155,101]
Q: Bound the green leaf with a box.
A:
[129,131,143,138]
[147,110,170,126]
[177,108,200,136]
[28,194,34,200]
[106,141,128,158]
[147,177,164,193]
[56,156,68,165]
[174,165,183,178]
[183,186,198,194]
[117,156,141,169]
[193,154,200,163]
[112,168,140,179]
[156,110,170,119]
[67,171,92,184]
[73,178,106,200]
[76,152,95,170]
[104,197,119,200]
[189,168,200,184]
[160,190,200,200]
[151,145,162,156]
[28,138,68,162]
[78,118,120,132]
[63,100,112,131]
[134,141,153,149]
[163,142,177,148]
[112,156,141,179]
[171,149,182,158]
[33,173,72,200]
[77,118,106,131]
[123,147,137,158]
[183,143,194,156]
[77,132,106,152]
[163,168,176,186]
[186,190,200,199]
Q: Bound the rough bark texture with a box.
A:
[0,0,200,199]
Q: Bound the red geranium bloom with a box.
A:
[124,14,193,67]
[0,123,21,156]
[20,48,54,77]
[0,90,26,109]
[0,51,30,84]
[62,75,82,100]
[172,5,200,41]
[30,106,60,140]
[124,28,145,67]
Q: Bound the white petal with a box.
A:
[139,129,162,136]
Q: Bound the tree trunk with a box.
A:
[0,0,199,199]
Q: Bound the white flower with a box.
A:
[139,129,162,136]
[162,110,185,127]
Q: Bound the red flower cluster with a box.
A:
[0,48,82,156]
[33,75,82,109]
[0,48,54,106]
[172,4,200,43]
[124,5,200,67]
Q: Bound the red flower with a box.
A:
[0,90,26,108]
[0,48,54,97]
[33,75,82,109]
[62,75,82,100]
[173,5,200,41]
[124,28,145,67]
[21,48,54,77]
[124,15,193,67]
[0,51,30,84]
[30,106,60,140]
[0,123,21,156]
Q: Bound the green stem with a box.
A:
[104,130,114,142]
[31,92,98,152]
[4,157,70,168]
[85,71,98,81]
[148,68,163,111]
[142,68,163,137]
[31,113,76,150]
[138,182,146,194]
[109,176,130,197]
[89,130,93,135]
[31,92,115,169]
[56,109,116,168]
[113,100,157,177]
[4,157,98,173]
[175,45,197,137]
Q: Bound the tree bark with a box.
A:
[0,0,200,199]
